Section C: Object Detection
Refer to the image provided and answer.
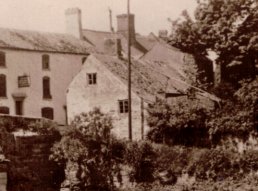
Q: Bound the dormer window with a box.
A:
[118,100,128,113]
[0,52,6,67]
[42,54,50,70]
[87,73,97,85]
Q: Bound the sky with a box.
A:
[0,0,197,35]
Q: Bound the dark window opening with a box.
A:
[41,107,54,120]
[0,74,7,97]
[0,106,9,114]
[42,54,50,70]
[87,73,97,85]
[43,76,52,99]
[15,100,23,115]
[82,56,87,64]
[0,52,6,67]
[119,100,128,113]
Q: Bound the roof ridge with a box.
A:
[82,28,114,34]
[0,27,71,37]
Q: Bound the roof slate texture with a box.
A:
[0,28,94,54]
[93,53,187,101]
[82,29,159,58]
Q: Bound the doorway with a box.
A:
[15,100,23,115]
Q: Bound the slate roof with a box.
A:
[82,29,159,58]
[0,28,94,54]
[140,43,195,82]
[93,53,188,101]
[92,53,220,103]
[135,34,159,51]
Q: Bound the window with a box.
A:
[18,75,30,88]
[0,52,6,67]
[0,74,6,97]
[119,100,128,113]
[43,76,52,99]
[87,73,97,85]
[0,106,9,114]
[42,54,50,70]
[82,56,87,64]
[41,107,54,120]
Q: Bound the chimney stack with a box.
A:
[117,14,135,44]
[103,38,122,58]
[158,30,168,40]
[65,8,83,39]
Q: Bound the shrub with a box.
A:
[147,99,210,147]
[50,108,122,191]
[125,141,156,183]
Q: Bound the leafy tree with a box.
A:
[147,98,209,147]
[170,0,258,83]
[207,77,258,143]
[50,108,122,191]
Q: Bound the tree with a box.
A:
[50,108,122,191]
[170,0,258,83]
[207,77,258,144]
[147,98,209,147]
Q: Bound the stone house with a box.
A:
[66,50,219,140]
[0,7,217,130]
[0,8,94,124]
[64,8,219,140]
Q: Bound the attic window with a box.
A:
[118,100,128,113]
[82,56,87,64]
[42,54,50,70]
[87,73,97,85]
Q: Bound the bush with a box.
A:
[147,99,210,147]
[125,141,156,183]
[50,108,122,191]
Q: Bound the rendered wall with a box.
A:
[0,48,85,124]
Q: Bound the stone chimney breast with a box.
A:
[117,14,135,43]
[103,38,123,58]
[65,8,83,39]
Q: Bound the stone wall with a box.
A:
[0,131,63,191]
[67,55,149,140]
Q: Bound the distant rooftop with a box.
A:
[0,27,94,54]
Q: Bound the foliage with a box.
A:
[207,77,258,143]
[170,0,258,83]
[0,116,59,136]
[147,98,209,146]
[125,141,156,183]
[50,108,121,191]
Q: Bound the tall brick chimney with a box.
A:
[65,8,83,39]
[117,14,136,43]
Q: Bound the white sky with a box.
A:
[0,0,197,35]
